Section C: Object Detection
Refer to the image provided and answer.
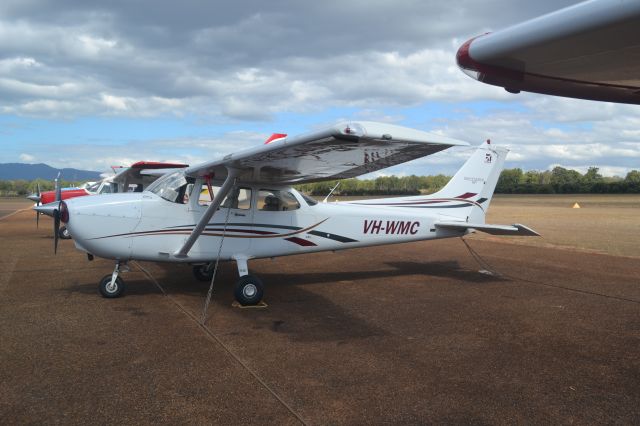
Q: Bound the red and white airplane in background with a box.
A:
[48,122,538,305]
[31,161,187,238]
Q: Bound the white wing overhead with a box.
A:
[112,162,189,185]
[457,0,640,104]
[184,121,468,185]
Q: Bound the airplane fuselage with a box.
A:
[65,187,466,264]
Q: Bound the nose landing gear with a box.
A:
[59,225,72,240]
[99,261,127,298]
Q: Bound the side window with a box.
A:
[258,189,300,212]
[198,184,251,210]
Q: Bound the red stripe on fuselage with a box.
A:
[285,237,317,246]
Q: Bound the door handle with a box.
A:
[234,212,246,217]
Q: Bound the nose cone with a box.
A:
[33,201,58,217]
[27,193,41,203]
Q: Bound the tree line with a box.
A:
[296,166,640,196]
[2,166,639,197]
[496,167,640,194]
[0,178,86,197]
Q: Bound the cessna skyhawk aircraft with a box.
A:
[51,122,537,305]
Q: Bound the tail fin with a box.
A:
[428,140,507,223]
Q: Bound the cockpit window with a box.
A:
[300,192,318,206]
[198,184,251,210]
[87,181,101,193]
[258,189,300,211]
[99,182,118,194]
[147,171,193,203]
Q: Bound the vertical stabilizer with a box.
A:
[428,141,508,223]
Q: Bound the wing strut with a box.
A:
[174,167,240,258]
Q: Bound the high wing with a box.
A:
[112,161,189,186]
[456,0,640,104]
[183,121,468,185]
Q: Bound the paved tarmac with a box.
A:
[1,208,639,424]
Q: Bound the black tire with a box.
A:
[59,225,72,240]
[193,264,214,282]
[234,275,264,306]
[99,274,125,298]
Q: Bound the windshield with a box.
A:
[87,181,101,192]
[299,192,318,206]
[147,171,191,203]
[146,171,178,193]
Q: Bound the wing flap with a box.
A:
[184,122,468,185]
[435,221,540,236]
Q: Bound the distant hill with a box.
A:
[0,163,101,181]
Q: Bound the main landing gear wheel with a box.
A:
[193,264,214,282]
[59,225,72,239]
[99,274,125,298]
[234,275,264,306]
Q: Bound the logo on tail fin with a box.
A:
[485,153,492,163]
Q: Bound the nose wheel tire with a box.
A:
[59,225,72,240]
[234,275,264,306]
[193,264,214,282]
[99,274,125,298]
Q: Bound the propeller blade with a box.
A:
[55,172,62,202]
[36,210,39,228]
[53,201,61,254]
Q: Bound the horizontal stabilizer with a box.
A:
[435,221,540,236]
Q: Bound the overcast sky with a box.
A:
[1,0,638,177]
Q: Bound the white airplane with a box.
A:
[51,122,538,305]
[457,0,640,104]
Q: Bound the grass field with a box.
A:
[480,194,640,258]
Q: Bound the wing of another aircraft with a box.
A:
[184,121,468,184]
[112,161,189,185]
[457,0,640,104]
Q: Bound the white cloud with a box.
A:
[19,153,35,162]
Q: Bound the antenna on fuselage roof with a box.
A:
[322,181,341,203]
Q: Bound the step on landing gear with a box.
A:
[99,261,128,298]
